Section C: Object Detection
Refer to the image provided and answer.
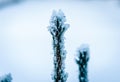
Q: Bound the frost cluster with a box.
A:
[48,9,69,37]
[0,73,12,82]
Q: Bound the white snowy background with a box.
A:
[0,0,120,82]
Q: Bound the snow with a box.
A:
[79,44,89,52]
[79,44,90,59]
[0,1,120,82]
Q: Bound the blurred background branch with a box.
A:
[0,0,119,10]
[0,0,22,9]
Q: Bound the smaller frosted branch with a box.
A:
[76,44,90,82]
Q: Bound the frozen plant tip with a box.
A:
[76,44,89,82]
[48,10,69,82]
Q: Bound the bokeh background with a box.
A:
[0,0,120,82]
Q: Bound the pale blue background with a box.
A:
[0,0,120,82]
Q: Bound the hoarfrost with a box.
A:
[76,44,90,82]
[79,44,89,60]
[48,9,69,82]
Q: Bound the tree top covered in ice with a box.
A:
[48,9,69,36]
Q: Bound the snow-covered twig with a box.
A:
[48,10,69,82]
[76,44,90,82]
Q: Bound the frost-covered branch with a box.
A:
[76,44,89,82]
[48,10,69,82]
[0,73,12,82]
